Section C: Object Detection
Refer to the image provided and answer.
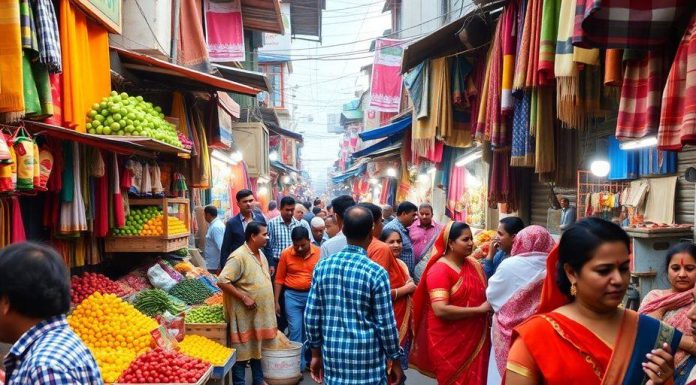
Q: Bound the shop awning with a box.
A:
[352,136,402,159]
[111,47,261,96]
[401,1,504,73]
[241,0,284,34]
[213,64,271,92]
[358,115,412,141]
[290,0,324,40]
[332,160,368,184]
[271,160,299,173]
[240,107,303,143]
[340,110,363,124]
[23,121,190,158]
[363,142,401,159]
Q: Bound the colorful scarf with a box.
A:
[538,0,559,86]
[0,0,24,118]
[447,56,474,148]
[513,0,531,90]
[488,148,512,208]
[412,57,451,157]
[501,1,518,113]
[524,0,543,88]
[32,0,61,73]
[511,91,534,167]
[604,49,623,86]
[475,35,494,142]
[658,12,696,151]
[177,0,211,72]
[486,20,504,146]
[617,50,667,140]
[404,61,429,119]
[59,142,87,234]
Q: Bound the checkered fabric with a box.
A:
[573,0,693,50]
[32,0,62,73]
[616,50,667,140]
[304,245,402,385]
[267,216,311,260]
[658,12,696,151]
[3,315,102,385]
[383,218,415,276]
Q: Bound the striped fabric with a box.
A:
[658,13,696,151]
[305,245,402,385]
[573,0,693,50]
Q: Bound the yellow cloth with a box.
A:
[0,0,24,114]
[60,0,110,132]
[412,57,452,157]
[219,243,277,361]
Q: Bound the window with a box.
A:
[259,63,284,108]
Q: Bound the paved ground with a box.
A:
[242,368,437,385]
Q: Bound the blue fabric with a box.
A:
[675,355,696,385]
[232,359,264,385]
[483,249,508,278]
[383,218,415,276]
[358,116,412,141]
[352,136,402,158]
[639,148,677,177]
[331,163,367,184]
[609,137,677,180]
[403,61,428,117]
[285,289,310,370]
[622,314,682,385]
[511,91,533,161]
[205,217,225,270]
[220,212,271,269]
[305,245,403,385]
[4,315,102,385]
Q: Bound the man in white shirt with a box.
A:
[319,195,356,259]
[203,205,226,272]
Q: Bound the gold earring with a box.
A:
[570,282,577,297]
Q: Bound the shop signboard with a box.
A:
[73,0,122,34]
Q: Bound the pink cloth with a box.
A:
[639,289,694,367]
[492,225,556,375]
[510,224,556,256]
[204,0,244,61]
[408,219,444,261]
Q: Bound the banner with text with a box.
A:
[369,38,405,113]
[204,0,245,62]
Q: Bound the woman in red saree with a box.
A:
[639,242,696,385]
[410,221,491,385]
[505,218,680,385]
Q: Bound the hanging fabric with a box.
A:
[59,142,87,234]
[446,56,474,148]
[0,0,24,120]
[511,91,534,167]
[37,147,53,191]
[10,196,26,242]
[475,20,500,142]
[604,49,623,86]
[32,0,61,73]
[617,50,667,140]
[658,12,696,151]
[111,154,125,228]
[538,0,559,86]
[500,0,519,113]
[411,57,451,158]
[447,161,467,222]
[405,61,429,119]
[177,0,212,72]
[485,20,504,146]
[489,149,512,208]
[59,0,110,132]
[13,127,35,190]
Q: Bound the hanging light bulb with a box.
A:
[386,168,397,177]
[590,160,611,177]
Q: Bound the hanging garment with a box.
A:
[141,162,152,196]
[604,49,623,86]
[644,176,678,224]
[59,142,87,233]
[111,154,125,228]
[59,0,110,132]
[13,130,35,190]
[616,50,667,140]
[412,58,451,157]
[500,0,519,113]
[203,0,244,62]
[43,72,62,125]
[511,91,534,167]
[10,196,26,242]
[538,0,559,86]
[572,0,693,50]
[513,0,533,90]
[37,147,53,191]
[151,162,163,195]
[475,21,500,141]
[32,0,61,73]
[20,0,52,119]
[447,163,466,222]
[0,0,24,119]
[177,0,211,72]
[404,61,429,119]
[524,0,543,88]
[486,21,504,146]
[658,13,696,151]
[0,138,14,192]
[534,88,556,174]
[451,56,473,109]
[447,56,474,148]
[489,149,512,208]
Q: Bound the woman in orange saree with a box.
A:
[505,218,681,385]
[410,221,491,385]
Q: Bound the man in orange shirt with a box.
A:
[359,202,396,272]
[273,226,319,370]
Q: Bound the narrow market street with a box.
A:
[1,1,696,385]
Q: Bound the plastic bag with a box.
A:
[147,263,177,291]
[158,260,184,282]
[0,132,9,160]
[37,148,53,191]
[13,133,34,190]
[155,311,186,342]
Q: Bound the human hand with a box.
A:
[310,354,324,383]
[642,343,674,384]
[269,266,276,276]
[242,296,257,310]
[275,302,281,317]
[389,361,404,385]
[478,302,492,314]
[487,241,500,259]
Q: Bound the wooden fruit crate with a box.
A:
[185,322,228,347]
[109,365,212,385]
[105,197,191,253]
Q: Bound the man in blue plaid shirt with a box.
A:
[305,205,404,385]
[0,242,102,385]
[267,196,312,273]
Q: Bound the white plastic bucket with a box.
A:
[262,341,303,385]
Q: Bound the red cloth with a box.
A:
[94,173,108,237]
[112,155,125,228]
[616,51,667,140]
[572,0,694,50]
[410,223,490,385]
[43,73,63,126]
[488,149,512,209]
[658,12,696,151]
[10,197,26,242]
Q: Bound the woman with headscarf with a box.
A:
[505,218,681,385]
[410,222,491,385]
[485,225,556,385]
[639,242,696,385]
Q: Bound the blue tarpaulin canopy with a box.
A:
[331,160,367,184]
[352,135,402,158]
[358,115,412,141]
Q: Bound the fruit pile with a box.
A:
[112,207,163,237]
[117,347,209,384]
[87,91,183,148]
[133,289,187,317]
[204,292,223,306]
[92,348,136,383]
[169,279,213,305]
[178,335,233,366]
[70,272,132,305]
[68,293,158,354]
[185,305,225,324]
[166,216,188,235]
